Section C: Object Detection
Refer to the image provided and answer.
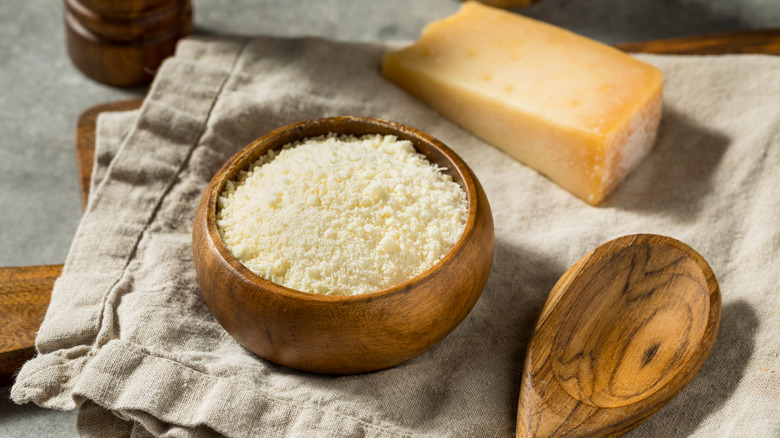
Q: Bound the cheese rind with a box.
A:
[382,2,663,205]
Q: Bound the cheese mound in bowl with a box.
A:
[192,116,493,374]
[216,133,467,296]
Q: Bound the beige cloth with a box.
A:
[11,36,780,437]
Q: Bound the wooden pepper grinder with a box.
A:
[64,0,193,87]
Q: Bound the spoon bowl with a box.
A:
[518,234,721,437]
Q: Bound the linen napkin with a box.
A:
[11,36,780,437]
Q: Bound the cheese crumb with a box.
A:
[217,133,468,296]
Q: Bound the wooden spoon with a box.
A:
[517,234,721,437]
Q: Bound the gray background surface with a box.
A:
[1,0,778,436]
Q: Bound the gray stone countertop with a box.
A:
[1,0,778,436]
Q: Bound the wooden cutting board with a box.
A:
[2,29,779,386]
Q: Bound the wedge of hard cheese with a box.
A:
[382,2,663,205]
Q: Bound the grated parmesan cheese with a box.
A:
[216,133,468,296]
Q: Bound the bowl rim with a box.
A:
[202,115,482,303]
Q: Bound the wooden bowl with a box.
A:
[192,116,494,374]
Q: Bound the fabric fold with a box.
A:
[13,38,248,412]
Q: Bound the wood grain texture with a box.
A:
[75,97,145,210]
[2,28,777,382]
[64,0,192,86]
[616,29,780,55]
[517,234,721,437]
[192,116,495,374]
[0,265,62,386]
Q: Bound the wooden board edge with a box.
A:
[0,264,63,386]
[617,28,780,55]
[0,347,36,386]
